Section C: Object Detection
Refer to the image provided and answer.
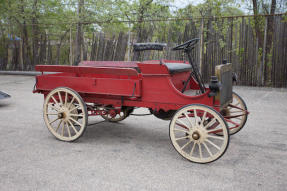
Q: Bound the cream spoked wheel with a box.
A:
[169,104,229,163]
[43,87,88,142]
[219,92,248,135]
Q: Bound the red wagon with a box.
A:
[33,39,249,163]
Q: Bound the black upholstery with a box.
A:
[164,63,192,74]
[133,43,167,51]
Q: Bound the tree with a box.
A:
[251,0,277,85]
[74,0,85,66]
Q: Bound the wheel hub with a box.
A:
[58,112,64,119]
[192,132,200,140]
[189,127,208,143]
[220,108,230,117]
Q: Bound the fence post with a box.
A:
[262,17,268,85]
[70,26,73,66]
[199,18,204,74]
[127,22,131,61]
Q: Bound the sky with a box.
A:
[172,0,204,9]
[171,0,253,14]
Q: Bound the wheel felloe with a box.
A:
[169,104,229,163]
[43,87,88,142]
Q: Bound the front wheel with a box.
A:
[169,104,229,163]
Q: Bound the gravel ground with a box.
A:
[0,75,286,191]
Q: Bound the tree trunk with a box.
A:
[55,29,69,65]
[264,0,276,85]
[252,0,264,48]
[74,0,84,65]
[18,0,32,70]
[32,0,39,69]
[39,33,47,65]
[133,0,153,61]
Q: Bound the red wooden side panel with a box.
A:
[35,65,139,76]
[36,74,141,97]
[136,75,213,111]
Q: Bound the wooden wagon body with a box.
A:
[34,60,215,112]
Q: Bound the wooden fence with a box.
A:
[0,15,286,87]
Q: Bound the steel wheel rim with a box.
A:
[43,88,87,141]
[170,105,229,163]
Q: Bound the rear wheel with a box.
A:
[169,104,229,163]
[43,87,88,142]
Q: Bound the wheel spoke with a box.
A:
[194,109,198,124]
[66,122,71,137]
[55,120,63,132]
[207,134,225,140]
[49,118,59,125]
[175,136,189,141]
[58,92,63,105]
[67,120,79,134]
[181,140,193,150]
[64,92,68,105]
[68,97,75,108]
[47,113,58,115]
[69,105,80,112]
[51,95,59,106]
[205,139,220,150]
[174,128,189,133]
[229,110,244,114]
[200,111,207,127]
[202,142,213,157]
[61,122,65,136]
[176,119,190,130]
[206,128,223,134]
[198,143,202,159]
[205,118,216,129]
[190,142,196,156]
[184,112,194,128]
[69,114,84,117]
[49,104,59,112]
[69,117,82,127]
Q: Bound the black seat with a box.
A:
[133,43,167,51]
[164,63,192,74]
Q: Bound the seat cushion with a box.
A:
[164,63,192,74]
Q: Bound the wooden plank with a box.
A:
[35,65,139,76]
[36,75,141,97]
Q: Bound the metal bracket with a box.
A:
[131,82,136,97]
